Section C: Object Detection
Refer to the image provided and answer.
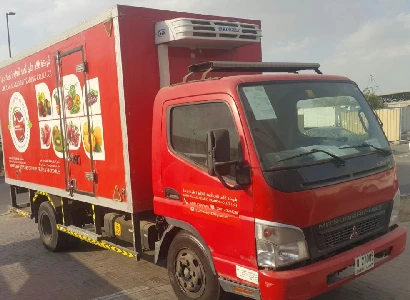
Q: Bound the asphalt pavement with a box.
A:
[0,213,408,300]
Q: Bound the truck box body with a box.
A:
[0,5,262,213]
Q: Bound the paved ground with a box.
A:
[0,210,409,299]
[1,146,410,300]
[0,213,176,300]
[0,177,9,215]
[393,143,410,195]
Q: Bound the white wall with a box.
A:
[298,107,337,128]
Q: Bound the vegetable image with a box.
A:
[83,122,103,154]
[71,94,81,114]
[37,92,51,117]
[65,95,73,111]
[65,84,81,114]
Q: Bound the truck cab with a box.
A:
[152,61,407,300]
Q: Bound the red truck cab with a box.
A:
[152,62,407,299]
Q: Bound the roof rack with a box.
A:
[183,61,322,82]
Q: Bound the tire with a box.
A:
[167,231,229,300]
[38,201,69,251]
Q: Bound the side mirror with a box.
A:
[206,129,251,190]
[206,129,231,176]
[236,164,251,186]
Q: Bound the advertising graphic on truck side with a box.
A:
[0,4,406,300]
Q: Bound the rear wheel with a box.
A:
[167,231,229,300]
[38,201,70,251]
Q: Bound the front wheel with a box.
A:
[167,231,229,300]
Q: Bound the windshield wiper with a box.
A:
[339,143,392,156]
[276,149,346,166]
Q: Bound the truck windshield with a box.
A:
[238,81,390,170]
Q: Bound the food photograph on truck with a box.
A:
[0,2,409,300]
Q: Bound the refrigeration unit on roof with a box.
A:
[155,18,262,49]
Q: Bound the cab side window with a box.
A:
[170,102,240,176]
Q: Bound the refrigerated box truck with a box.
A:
[0,4,406,300]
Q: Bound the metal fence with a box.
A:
[341,108,401,142]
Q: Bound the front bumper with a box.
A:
[258,225,407,300]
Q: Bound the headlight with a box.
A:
[255,220,309,268]
[389,188,401,227]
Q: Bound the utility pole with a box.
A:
[6,12,16,58]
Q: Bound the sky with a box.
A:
[0,0,409,94]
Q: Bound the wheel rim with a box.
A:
[175,248,206,298]
[40,213,53,244]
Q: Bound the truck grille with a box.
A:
[313,203,389,251]
[316,214,385,250]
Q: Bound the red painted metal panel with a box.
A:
[117,5,262,212]
[154,93,258,284]
[0,19,127,204]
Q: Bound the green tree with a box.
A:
[362,88,387,110]
[313,96,352,107]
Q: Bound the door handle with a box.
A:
[164,188,180,200]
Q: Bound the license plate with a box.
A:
[354,250,375,275]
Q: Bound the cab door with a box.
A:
[157,94,257,283]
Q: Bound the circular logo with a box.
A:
[8,92,32,153]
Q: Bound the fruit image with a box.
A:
[46,99,51,115]
[52,125,64,152]
[83,122,89,135]
[38,103,45,117]
[41,124,51,147]
[54,91,61,116]
[37,92,51,117]
[67,122,80,147]
[87,89,99,106]
[82,122,103,154]
[83,132,96,153]
[93,127,103,146]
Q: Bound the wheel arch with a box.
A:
[155,217,217,275]
[32,191,59,223]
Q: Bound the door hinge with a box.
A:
[85,171,98,183]
[69,179,76,197]
[68,154,81,165]
[76,61,88,73]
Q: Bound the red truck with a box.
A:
[0,5,406,300]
